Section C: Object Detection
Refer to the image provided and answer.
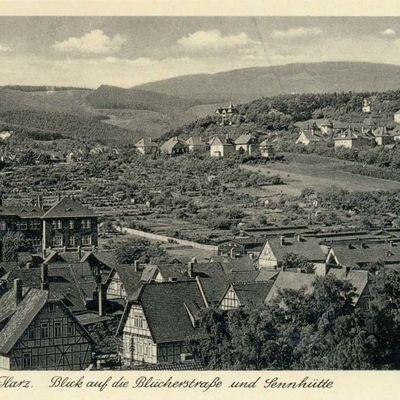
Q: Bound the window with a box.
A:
[29,220,40,230]
[20,221,27,230]
[67,322,74,336]
[81,219,91,229]
[0,220,6,231]
[133,315,144,329]
[52,220,62,230]
[22,352,32,369]
[69,219,74,229]
[27,327,35,340]
[69,234,76,247]
[40,322,49,339]
[54,321,62,337]
[81,234,92,246]
[48,303,56,312]
[52,234,63,247]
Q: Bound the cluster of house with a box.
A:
[135,133,276,159]
[296,102,400,150]
[1,193,399,370]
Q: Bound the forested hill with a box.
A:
[161,89,400,141]
[134,62,400,102]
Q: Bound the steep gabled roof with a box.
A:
[160,137,187,153]
[0,287,48,355]
[209,135,235,146]
[5,266,87,312]
[41,197,96,219]
[264,236,326,263]
[234,134,258,145]
[265,271,316,303]
[135,137,158,148]
[228,281,274,307]
[138,281,206,344]
[185,136,206,147]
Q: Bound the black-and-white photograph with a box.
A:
[0,15,400,372]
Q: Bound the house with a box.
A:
[362,98,371,114]
[185,136,207,152]
[160,137,188,156]
[117,280,206,365]
[259,140,275,158]
[0,279,94,370]
[265,268,370,308]
[0,205,43,249]
[394,110,400,123]
[41,197,98,252]
[372,127,394,146]
[258,235,326,270]
[326,240,400,269]
[295,125,322,146]
[319,119,334,135]
[209,135,235,158]
[234,134,258,155]
[215,102,238,125]
[334,128,373,149]
[135,137,158,155]
[219,281,274,310]
[105,261,158,301]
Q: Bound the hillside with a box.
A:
[134,62,400,102]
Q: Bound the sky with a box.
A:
[1,17,400,88]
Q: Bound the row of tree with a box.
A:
[189,271,400,370]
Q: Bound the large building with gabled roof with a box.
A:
[41,197,98,252]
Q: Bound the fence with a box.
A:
[118,226,219,254]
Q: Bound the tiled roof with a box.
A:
[265,236,326,263]
[231,281,274,307]
[135,137,158,148]
[265,271,316,303]
[185,136,206,147]
[255,269,279,282]
[160,137,187,153]
[0,287,48,355]
[209,136,235,146]
[41,197,96,219]
[234,134,258,145]
[5,266,87,312]
[139,281,206,344]
[330,241,400,268]
[327,269,370,305]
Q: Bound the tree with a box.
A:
[114,238,167,264]
[281,253,315,273]
[368,270,400,368]
[2,232,31,261]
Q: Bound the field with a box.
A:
[241,154,400,196]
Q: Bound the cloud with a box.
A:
[381,28,396,36]
[0,44,10,52]
[177,29,261,57]
[52,29,127,55]
[271,27,323,40]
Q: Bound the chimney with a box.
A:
[296,234,302,242]
[280,236,285,246]
[14,278,22,305]
[26,262,33,269]
[225,133,230,141]
[42,248,47,259]
[41,263,49,290]
[134,260,140,272]
[192,257,197,264]
[98,285,105,317]
[77,245,81,258]
[188,261,194,278]
[342,266,349,278]
[230,248,236,259]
